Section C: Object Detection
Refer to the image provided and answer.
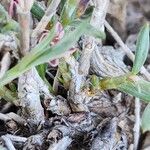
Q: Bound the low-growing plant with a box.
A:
[90,23,150,132]
[0,0,150,133]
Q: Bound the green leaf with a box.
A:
[0,4,9,24]
[36,64,53,93]
[31,2,45,20]
[9,83,17,92]
[142,103,150,133]
[32,26,56,53]
[100,74,150,102]
[58,59,71,89]
[0,19,105,87]
[60,0,78,26]
[0,4,19,33]
[0,86,17,103]
[131,23,150,75]
[90,75,100,91]
[37,64,47,79]
[117,76,150,102]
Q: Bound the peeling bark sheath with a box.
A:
[90,0,110,75]
[67,0,110,112]
[90,0,110,31]
[18,69,45,125]
[23,130,48,150]
[90,46,128,77]
[17,1,53,127]
[66,41,95,112]
[66,56,88,112]
[91,118,128,150]
[91,118,117,150]
[18,11,30,56]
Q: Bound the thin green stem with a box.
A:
[99,75,127,90]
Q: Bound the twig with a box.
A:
[23,130,48,149]
[65,56,88,112]
[18,68,45,126]
[6,112,27,125]
[17,0,34,55]
[0,52,11,79]
[17,1,49,126]
[32,0,61,40]
[134,83,141,150]
[48,136,72,150]
[104,20,150,81]
[0,112,26,126]
[78,36,95,75]
[90,0,110,31]
[5,134,27,143]
[1,135,16,150]
[0,113,11,121]
[52,68,60,94]
[133,97,141,150]
[17,0,34,13]
[90,0,110,77]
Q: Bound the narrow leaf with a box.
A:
[0,19,105,87]
[58,59,71,89]
[117,76,150,102]
[31,2,45,20]
[142,103,150,133]
[60,0,78,26]
[0,4,19,33]
[0,86,17,103]
[131,23,150,75]
[36,64,47,79]
[100,75,150,102]
[36,64,53,92]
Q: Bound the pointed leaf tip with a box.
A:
[131,23,150,75]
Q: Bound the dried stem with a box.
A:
[6,112,27,125]
[17,0,34,55]
[5,134,27,143]
[17,1,47,126]
[1,135,16,150]
[18,68,45,126]
[90,0,110,77]
[32,0,61,40]
[66,56,87,111]
[48,136,72,150]
[66,39,95,112]
[90,0,110,31]
[52,68,60,94]
[66,0,110,112]
[0,52,11,79]
[133,97,141,150]
[0,113,11,121]
[104,21,150,81]
[78,36,95,75]
[23,130,48,149]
